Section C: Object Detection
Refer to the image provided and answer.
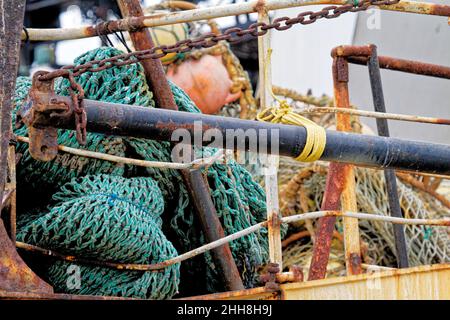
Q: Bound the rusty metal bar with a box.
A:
[349,55,450,79]
[308,56,362,280]
[334,58,362,276]
[116,0,244,291]
[0,0,25,211]
[181,167,244,290]
[117,0,178,110]
[367,44,409,268]
[307,164,345,280]
[332,45,450,80]
[20,1,450,42]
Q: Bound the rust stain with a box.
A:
[331,45,372,59]
[380,2,450,17]
[433,118,450,125]
[431,4,450,16]
[334,45,450,80]
[349,253,362,275]
[0,220,53,294]
[254,0,267,14]
[377,56,450,79]
[308,163,348,281]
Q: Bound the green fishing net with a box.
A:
[17,174,179,299]
[13,46,271,297]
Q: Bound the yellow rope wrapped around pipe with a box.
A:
[257,48,326,162]
[257,101,326,162]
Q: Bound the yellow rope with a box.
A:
[257,49,326,162]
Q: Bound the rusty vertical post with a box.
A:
[333,57,362,276]
[308,56,362,280]
[0,0,25,206]
[6,146,17,242]
[116,0,244,291]
[0,0,53,294]
[116,0,177,109]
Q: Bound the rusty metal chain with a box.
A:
[37,0,399,144]
[67,73,87,145]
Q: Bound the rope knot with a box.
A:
[257,100,326,162]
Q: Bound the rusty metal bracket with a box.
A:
[310,45,450,278]
[0,219,53,294]
[260,263,303,290]
[17,71,71,162]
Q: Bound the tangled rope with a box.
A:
[13,47,271,297]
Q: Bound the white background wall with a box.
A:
[271,2,450,144]
[350,1,450,144]
[271,6,358,97]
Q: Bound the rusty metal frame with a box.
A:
[309,45,450,279]
[309,56,362,280]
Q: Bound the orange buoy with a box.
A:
[167,54,241,114]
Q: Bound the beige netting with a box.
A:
[280,162,449,277]
[270,89,450,277]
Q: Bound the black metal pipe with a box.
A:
[367,45,409,268]
[29,97,450,175]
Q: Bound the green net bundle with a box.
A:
[17,174,179,299]
[13,47,270,297]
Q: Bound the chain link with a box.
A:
[67,72,87,145]
[38,0,399,144]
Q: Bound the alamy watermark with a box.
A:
[66,264,81,290]
[170,121,280,169]
[366,6,382,30]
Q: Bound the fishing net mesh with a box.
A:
[274,94,450,277]
[12,47,270,298]
[281,164,449,277]
[18,174,179,299]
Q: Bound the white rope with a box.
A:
[15,136,226,170]
[20,210,450,271]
